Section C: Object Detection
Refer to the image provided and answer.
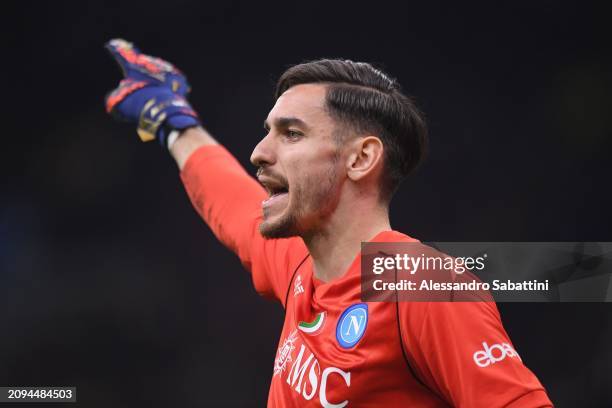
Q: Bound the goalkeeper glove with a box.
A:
[105,39,200,147]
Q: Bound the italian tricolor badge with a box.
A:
[298,312,326,334]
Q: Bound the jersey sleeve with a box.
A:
[399,301,554,407]
[180,145,308,306]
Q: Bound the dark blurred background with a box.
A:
[2,1,611,406]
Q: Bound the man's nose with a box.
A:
[250,132,276,167]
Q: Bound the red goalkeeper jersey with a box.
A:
[181,145,553,407]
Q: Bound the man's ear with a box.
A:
[346,136,384,181]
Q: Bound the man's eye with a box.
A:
[286,130,302,139]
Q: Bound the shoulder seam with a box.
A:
[395,268,441,399]
[283,254,310,309]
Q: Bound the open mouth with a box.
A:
[261,180,289,207]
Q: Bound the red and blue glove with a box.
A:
[105,39,200,146]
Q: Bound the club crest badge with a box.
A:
[336,303,368,349]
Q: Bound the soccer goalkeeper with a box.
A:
[105,39,553,407]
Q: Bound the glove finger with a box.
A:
[105,38,142,77]
[105,38,177,82]
[105,79,149,114]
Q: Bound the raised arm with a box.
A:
[104,39,306,304]
[170,126,218,169]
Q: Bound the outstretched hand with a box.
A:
[105,39,200,146]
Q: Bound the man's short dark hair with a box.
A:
[275,59,428,202]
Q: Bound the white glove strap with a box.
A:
[166,130,181,150]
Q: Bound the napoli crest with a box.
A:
[336,303,369,349]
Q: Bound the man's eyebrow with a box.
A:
[263,117,309,130]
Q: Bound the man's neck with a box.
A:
[303,205,391,283]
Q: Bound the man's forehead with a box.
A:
[266,83,328,125]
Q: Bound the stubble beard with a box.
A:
[259,164,340,240]
[259,205,300,239]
